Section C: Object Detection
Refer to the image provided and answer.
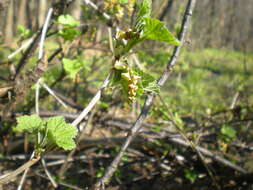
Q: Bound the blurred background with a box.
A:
[1,0,253,52]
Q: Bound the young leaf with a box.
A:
[56,15,80,41]
[142,17,180,46]
[135,0,152,30]
[143,81,160,93]
[63,58,83,79]
[17,25,31,38]
[15,114,44,133]
[46,116,77,150]
[56,14,80,27]
[58,28,81,41]
[133,68,160,94]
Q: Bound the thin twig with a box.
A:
[0,155,40,185]
[108,27,114,54]
[39,80,69,109]
[16,152,35,190]
[35,171,84,190]
[38,8,54,60]
[41,158,58,188]
[35,79,41,114]
[83,0,111,20]
[94,0,197,188]
[230,92,239,109]
[7,37,35,59]
[167,137,247,174]
[72,72,112,126]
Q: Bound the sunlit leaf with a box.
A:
[47,116,78,150]
[15,115,44,133]
[142,17,180,46]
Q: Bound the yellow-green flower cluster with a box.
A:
[121,69,141,102]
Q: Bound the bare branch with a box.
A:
[0,155,40,185]
[38,8,53,60]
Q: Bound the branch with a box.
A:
[94,0,197,188]
[167,137,247,174]
[71,72,112,127]
[38,8,54,60]
[0,156,40,185]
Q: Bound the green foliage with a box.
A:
[56,14,80,27]
[56,14,81,41]
[173,112,184,130]
[184,169,198,183]
[133,67,160,94]
[15,114,44,133]
[141,18,180,45]
[135,0,152,30]
[96,167,105,178]
[14,115,77,151]
[17,25,32,38]
[46,116,78,150]
[220,125,237,142]
[114,0,179,57]
[63,58,89,79]
[134,0,179,45]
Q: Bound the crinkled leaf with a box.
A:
[15,114,44,133]
[63,58,83,79]
[134,68,160,94]
[143,81,160,93]
[47,116,77,150]
[135,0,152,30]
[56,15,80,27]
[142,17,180,46]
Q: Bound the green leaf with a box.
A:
[56,14,80,27]
[143,81,160,93]
[15,114,44,133]
[142,17,180,46]
[173,112,184,130]
[133,68,160,94]
[184,169,198,183]
[47,116,77,150]
[56,15,80,41]
[58,28,81,41]
[63,58,83,79]
[17,25,31,38]
[135,0,152,30]
[96,167,105,178]
[221,125,236,139]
